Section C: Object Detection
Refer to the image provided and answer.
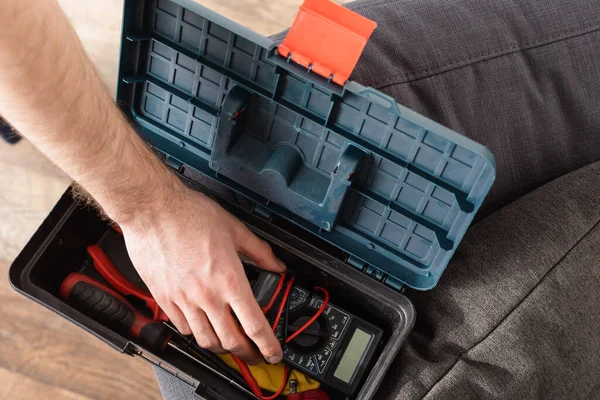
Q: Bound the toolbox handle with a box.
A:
[210,85,366,232]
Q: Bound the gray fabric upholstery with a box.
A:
[389,160,600,399]
[155,0,600,398]
[155,368,197,399]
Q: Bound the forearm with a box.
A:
[0,1,289,365]
[0,0,183,224]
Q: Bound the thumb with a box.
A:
[235,224,286,273]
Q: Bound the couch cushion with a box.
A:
[385,160,600,399]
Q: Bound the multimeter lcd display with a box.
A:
[333,328,373,383]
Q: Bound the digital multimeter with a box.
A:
[252,272,383,395]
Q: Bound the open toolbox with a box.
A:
[9,0,496,399]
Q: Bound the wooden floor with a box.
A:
[0,0,346,398]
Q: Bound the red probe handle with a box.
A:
[60,273,171,351]
[87,245,168,321]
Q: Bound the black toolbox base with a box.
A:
[9,176,415,400]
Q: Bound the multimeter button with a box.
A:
[309,298,323,309]
[289,287,308,310]
[290,290,299,302]
[316,347,332,373]
[327,339,337,351]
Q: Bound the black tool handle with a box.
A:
[60,272,171,351]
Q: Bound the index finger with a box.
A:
[235,223,286,274]
[230,283,283,364]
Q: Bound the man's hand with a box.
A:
[123,187,285,364]
[0,0,283,364]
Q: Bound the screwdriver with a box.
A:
[60,272,257,398]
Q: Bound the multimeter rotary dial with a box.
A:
[286,313,330,354]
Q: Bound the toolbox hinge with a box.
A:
[346,255,367,271]
[346,256,406,293]
[383,275,406,293]
[253,204,275,221]
[365,265,385,281]
[165,156,184,171]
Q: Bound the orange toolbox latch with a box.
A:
[278,0,377,86]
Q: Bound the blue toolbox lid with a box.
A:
[117,0,495,291]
